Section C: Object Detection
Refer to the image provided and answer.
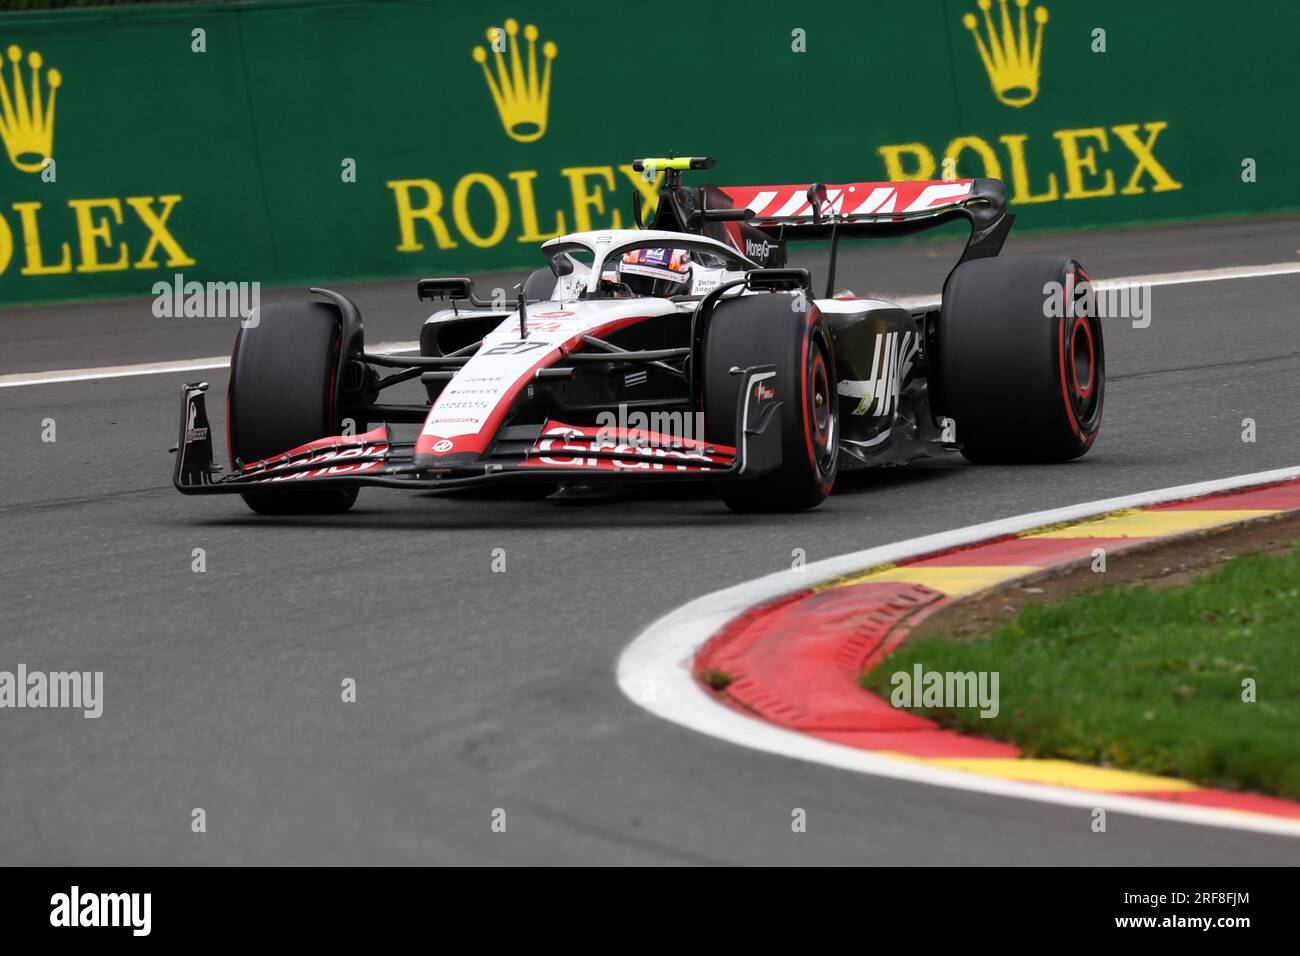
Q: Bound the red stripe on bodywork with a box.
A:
[238,425,389,472]
[414,314,651,460]
[720,180,974,219]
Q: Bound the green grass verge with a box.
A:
[861,543,1300,799]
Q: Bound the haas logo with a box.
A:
[838,331,917,416]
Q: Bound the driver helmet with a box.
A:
[617,247,693,297]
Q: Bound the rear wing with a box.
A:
[716,177,1013,262]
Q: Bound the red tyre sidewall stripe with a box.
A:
[1056,266,1094,445]
[799,307,834,493]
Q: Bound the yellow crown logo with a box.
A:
[0,44,61,173]
[962,0,1047,108]
[473,19,556,143]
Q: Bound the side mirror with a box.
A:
[417,277,475,302]
[745,268,811,292]
[548,253,575,277]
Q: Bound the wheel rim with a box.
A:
[806,336,837,476]
[1069,315,1095,399]
[1062,266,1104,435]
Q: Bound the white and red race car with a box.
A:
[173,156,1103,514]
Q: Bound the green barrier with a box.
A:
[0,0,1294,305]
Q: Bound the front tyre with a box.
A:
[228,301,359,515]
[935,255,1104,463]
[704,293,838,512]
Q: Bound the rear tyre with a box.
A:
[704,293,838,512]
[228,301,359,515]
[935,255,1104,464]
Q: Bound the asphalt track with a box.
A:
[1,217,1299,864]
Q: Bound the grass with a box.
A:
[861,543,1300,799]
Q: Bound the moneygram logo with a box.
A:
[0,44,61,173]
[473,18,557,143]
[962,0,1047,108]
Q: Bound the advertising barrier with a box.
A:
[0,0,1293,304]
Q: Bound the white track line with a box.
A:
[617,465,1300,837]
[890,260,1300,309]
[1095,261,1300,289]
[4,261,1298,389]
[0,341,419,389]
[0,357,233,389]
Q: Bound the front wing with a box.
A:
[173,366,783,496]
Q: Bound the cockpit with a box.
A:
[538,230,757,302]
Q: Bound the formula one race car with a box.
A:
[172,156,1103,514]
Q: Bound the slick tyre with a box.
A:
[704,293,838,512]
[228,302,359,515]
[936,255,1104,464]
